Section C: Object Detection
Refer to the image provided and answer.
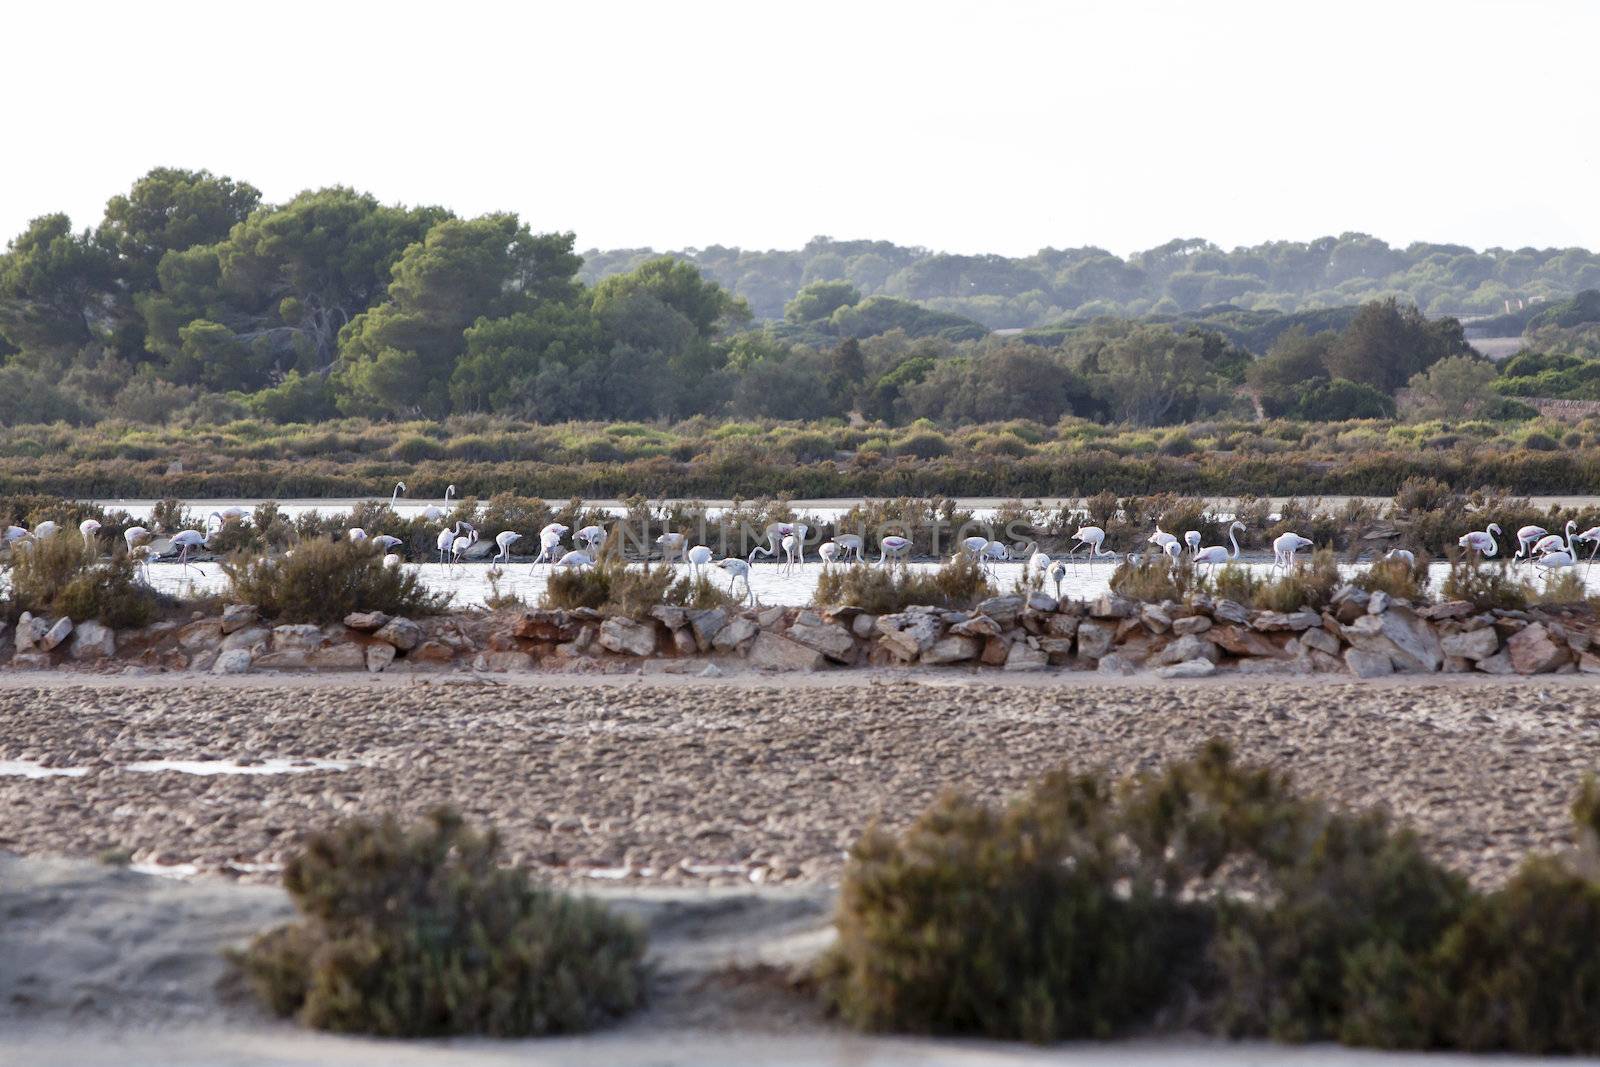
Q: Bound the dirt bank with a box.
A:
[2,676,1597,888]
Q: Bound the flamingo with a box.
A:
[383,553,403,568]
[878,535,912,564]
[451,527,479,565]
[494,531,523,565]
[79,518,102,540]
[831,534,864,562]
[1163,541,1185,565]
[1530,543,1576,580]
[554,549,594,570]
[1512,525,1548,562]
[687,544,715,579]
[1575,526,1600,575]
[1148,525,1179,552]
[750,522,809,565]
[778,534,803,575]
[33,521,60,541]
[421,485,457,522]
[1193,521,1246,571]
[129,544,155,582]
[1067,525,1115,566]
[716,557,753,605]
[1384,549,1416,567]
[1522,521,1577,566]
[960,535,990,557]
[981,540,1011,570]
[819,542,841,565]
[123,526,151,553]
[3,525,27,547]
[372,535,404,553]
[391,481,406,507]
[1184,530,1202,556]
[215,506,249,521]
[170,528,207,572]
[438,521,473,564]
[576,524,606,552]
[1026,543,1051,576]
[656,531,688,565]
[1046,559,1069,599]
[1272,532,1313,570]
[348,528,369,542]
[1457,523,1501,560]
[533,524,569,570]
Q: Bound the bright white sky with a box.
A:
[3,0,1597,258]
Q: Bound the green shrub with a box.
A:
[236,809,646,1037]
[813,555,992,614]
[1440,561,1530,611]
[540,556,732,616]
[1109,554,1197,603]
[4,531,158,627]
[1353,557,1424,601]
[223,539,450,623]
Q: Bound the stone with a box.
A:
[980,636,1010,666]
[699,662,724,678]
[923,635,981,664]
[366,643,396,673]
[15,612,48,652]
[1505,623,1568,675]
[342,610,390,632]
[11,651,52,670]
[1474,650,1515,675]
[672,627,698,656]
[1211,599,1250,625]
[372,617,424,651]
[1443,655,1472,673]
[482,650,536,672]
[598,617,659,657]
[687,608,728,650]
[69,620,116,660]
[1075,620,1114,659]
[1439,626,1499,661]
[1367,590,1391,615]
[1566,630,1592,654]
[1044,614,1081,638]
[1158,658,1217,679]
[1003,641,1048,672]
[220,603,260,634]
[1251,610,1321,632]
[1170,615,1212,636]
[212,649,253,675]
[271,623,324,651]
[172,618,221,651]
[876,612,944,660]
[39,616,73,652]
[1343,648,1394,678]
[1038,636,1076,659]
[1334,589,1371,624]
[950,614,1003,639]
[411,640,457,663]
[745,631,824,671]
[308,643,366,669]
[712,616,759,651]
[1237,657,1303,676]
[1298,626,1341,657]
[1089,594,1137,620]
[1097,652,1138,675]
[252,649,310,669]
[513,609,578,643]
[757,606,786,628]
[1419,600,1475,621]
[975,595,1024,626]
[1341,606,1443,672]
[849,613,879,639]
[1579,651,1600,674]
[649,605,688,631]
[1140,606,1172,634]
[1026,592,1059,614]
[220,626,271,653]
[1206,625,1284,659]
[1154,633,1221,667]
[786,620,856,663]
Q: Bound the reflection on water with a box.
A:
[138,558,1600,609]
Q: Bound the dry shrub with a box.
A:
[813,555,992,614]
[3,531,158,627]
[540,556,733,616]
[1109,554,1197,603]
[1205,550,1340,612]
[235,808,646,1036]
[1440,561,1530,611]
[1529,568,1589,606]
[223,539,450,623]
[1353,557,1425,600]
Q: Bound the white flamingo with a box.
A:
[576,524,606,552]
[831,534,864,563]
[170,528,207,573]
[3,525,27,547]
[494,531,523,565]
[1163,540,1185,565]
[391,481,406,507]
[123,526,151,554]
[33,520,60,541]
[750,522,809,565]
[1067,525,1115,566]
[878,535,912,564]
[1026,543,1051,576]
[1531,542,1576,581]
[656,531,688,565]
[1384,549,1416,567]
[1184,530,1202,556]
[1046,559,1069,599]
[1512,524,1548,562]
[1457,523,1501,560]
[1523,522,1576,566]
[534,525,567,570]
[438,521,474,565]
[960,535,990,557]
[554,549,594,570]
[421,485,457,522]
[383,553,403,568]
[451,527,479,566]
[348,528,369,542]
[1148,525,1179,552]
[717,557,753,605]
[1576,526,1600,575]
[1193,521,1246,572]
[779,535,801,576]
[819,542,841,565]
[372,535,404,553]
[79,519,102,542]
[687,544,715,579]
[1272,532,1313,570]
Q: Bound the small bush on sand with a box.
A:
[236,808,646,1037]
[1440,561,1530,611]
[4,531,158,627]
[223,540,449,624]
[1353,557,1425,600]
[540,557,734,616]
[1109,554,1197,603]
[813,555,992,614]
[1204,551,1340,612]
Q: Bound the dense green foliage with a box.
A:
[237,809,647,1036]
[824,743,1600,1052]
[1,529,158,627]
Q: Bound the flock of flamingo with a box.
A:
[6,482,1599,607]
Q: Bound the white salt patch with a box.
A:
[130,862,200,879]
[0,760,88,778]
[123,758,354,776]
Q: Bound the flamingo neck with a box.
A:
[1228,528,1240,558]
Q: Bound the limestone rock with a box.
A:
[1297,626,1341,656]
[1367,590,1391,615]
[253,649,309,670]
[975,596,1024,625]
[1026,592,1059,614]
[39,616,73,652]
[1251,610,1321,632]
[342,611,390,633]
[1003,641,1047,671]
[69,620,115,660]
[1341,606,1442,672]
[176,618,222,651]
[411,640,457,663]
[212,649,253,675]
[1579,651,1600,674]
[1044,614,1081,638]
[1089,595,1137,620]
[599,617,659,657]
[1419,600,1474,621]
[923,635,981,664]
[1343,648,1394,678]
[745,631,824,671]
[980,636,1010,666]
[1140,606,1172,634]
[712,616,759,651]
[1211,599,1250,626]
[481,650,535,672]
[1075,620,1114,659]
[787,620,856,663]
[649,605,687,631]
[1439,626,1499,661]
[271,624,325,652]
[1097,652,1138,675]
[220,603,260,634]
[1475,650,1514,675]
[308,643,366,669]
[673,627,698,656]
[372,617,424,651]
[11,651,52,670]
[1206,625,1284,659]
[1154,633,1221,667]
[221,626,271,653]
[1170,615,1212,636]
[876,611,944,660]
[15,612,48,652]
[687,608,728,650]
[512,610,579,643]
[366,643,396,673]
[1158,658,1217,679]
[1506,623,1568,675]
[849,613,878,639]
[950,614,1002,639]
[757,606,786,628]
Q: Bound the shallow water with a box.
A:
[0,760,88,778]
[137,557,1600,609]
[122,758,354,776]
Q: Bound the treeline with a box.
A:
[581,234,1600,327]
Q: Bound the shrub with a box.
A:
[1246,549,1341,612]
[223,539,450,623]
[150,497,190,533]
[236,809,647,1036]
[540,556,731,616]
[4,531,158,627]
[813,555,992,614]
[1440,561,1530,611]
[1353,557,1424,601]
[1530,569,1588,606]
[1109,554,1197,603]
